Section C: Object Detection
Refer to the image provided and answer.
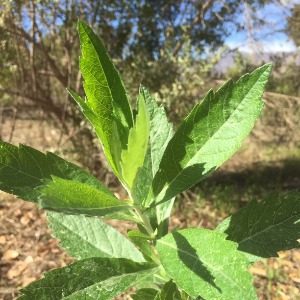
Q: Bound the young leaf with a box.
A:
[131,88,174,236]
[132,87,173,205]
[152,64,272,205]
[0,141,129,216]
[121,92,150,189]
[156,228,257,300]
[47,212,145,262]
[78,21,133,174]
[19,258,157,300]
[41,176,130,216]
[217,191,300,261]
[69,88,125,176]
[142,87,173,178]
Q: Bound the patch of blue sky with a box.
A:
[225,1,298,53]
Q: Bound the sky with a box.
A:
[21,0,299,55]
[225,1,300,53]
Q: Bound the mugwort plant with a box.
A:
[1,21,299,300]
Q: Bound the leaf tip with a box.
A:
[77,20,87,31]
[255,63,272,78]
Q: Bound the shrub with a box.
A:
[1,21,299,300]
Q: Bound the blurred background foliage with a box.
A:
[0,1,300,299]
[1,1,298,163]
[0,0,299,196]
[0,0,299,185]
[0,1,298,128]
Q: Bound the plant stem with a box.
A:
[135,206,154,237]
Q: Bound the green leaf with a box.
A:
[0,141,129,216]
[132,288,159,300]
[68,90,123,176]
[68,89,98,128]
[47,212,145,262]
[128,230,155,261]
[68,89,105,142]
[41,176,130,216]
[152,64,271,205]
[0,141,97,196]
[131,282,180,300]
[131,88,174,236]
[0,141,103,196]
[156,228,256,300]
[155,281,181,300]
[155,198,175,237]
[132,87,173,205]
[217,191,300,261]
[19,258,157,300]
[78,21,133,174]
[121,92,150,189]
[103,209,140,223]
[142,87,173,178]
[142,198,176,240]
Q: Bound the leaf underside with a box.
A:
[78,21,133,175]
[19,258,156,300]
[47,212,145,262]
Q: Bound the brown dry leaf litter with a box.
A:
[1,194,299,300]
[0,193,72,300]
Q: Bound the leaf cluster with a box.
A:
[0,21,299,300]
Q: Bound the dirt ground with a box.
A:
[0,92,300,300]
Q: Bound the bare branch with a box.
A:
[172,0,214,56]
[7,23,68,87]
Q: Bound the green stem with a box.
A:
[135,206,154,237]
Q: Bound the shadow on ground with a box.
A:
[188,158,300,214]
